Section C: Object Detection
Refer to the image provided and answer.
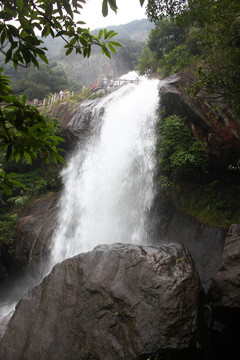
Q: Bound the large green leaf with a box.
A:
[102,0,108,17]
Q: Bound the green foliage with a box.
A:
[77,87,94,100]
[7,195,29,206]
[184,26,203,57]
[158,44,193,77]
[146,0,188,23]
[90,91,105,100]
[0,1,121,68]
[0,167,25,196]
[0,110,65,197]
[158,115,209,181]
[0,159,62,207]
[148,19,185,60]
[0,69,66,166]
[146,1,240,227]
[135,46,156,75]
[55,86,104,105]
[145,0,240,116]
[14,167,61,196]
[156,117,240,228]
[0,213,17,247]
[141,18,191,77]
[8,63,74,100]
[191,18,240,116]
[179,175,240,228]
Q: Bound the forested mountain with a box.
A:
[0,19,154,100]
[54,38,144,86]
[44,19,154,59]
[44,19,154,87]
[93,19,154,42]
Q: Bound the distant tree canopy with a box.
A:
[0,0,147,193]
[1,61,76,100]
[146,0,188,23]
[148,20,185,59]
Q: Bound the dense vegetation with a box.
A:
[138,0,240,117]
[157,115,240,228]
[1,59,80,100]
[139,1,240,227]
[158,115,209,181]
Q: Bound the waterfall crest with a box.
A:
[50,77,159,265]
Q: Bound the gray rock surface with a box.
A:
[0,243,203,360]
[0,192,59,298]
[12,192,59,271]
[209,224,240,308]
[147,193,226,291]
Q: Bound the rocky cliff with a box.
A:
[159,74,240,167]
[154,74,240,358]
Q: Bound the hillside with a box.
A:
[93,19,154,41]
[44,19,154,58]
[0,19,154,98]
[43,19,154,86]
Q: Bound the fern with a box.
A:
[7,195,30,205]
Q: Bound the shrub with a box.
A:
[158,115,209,182]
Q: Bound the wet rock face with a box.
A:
[0,193,59,288]
[159,74,240,166]
[12,193,59,272]
[147,192,226,291]
[48,98,104,147]
[209,224,240,308]
[208,224,240,359]
[0,243,203,360]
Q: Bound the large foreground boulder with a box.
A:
[0,243,204,360]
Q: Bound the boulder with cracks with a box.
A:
[0,243,204,360]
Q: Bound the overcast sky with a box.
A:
[79,0,147,29]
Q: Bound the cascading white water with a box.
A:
[50,75,159,266]
[0,74,160,336]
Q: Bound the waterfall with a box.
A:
[0,74,159,335]
[50,75,159,265]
